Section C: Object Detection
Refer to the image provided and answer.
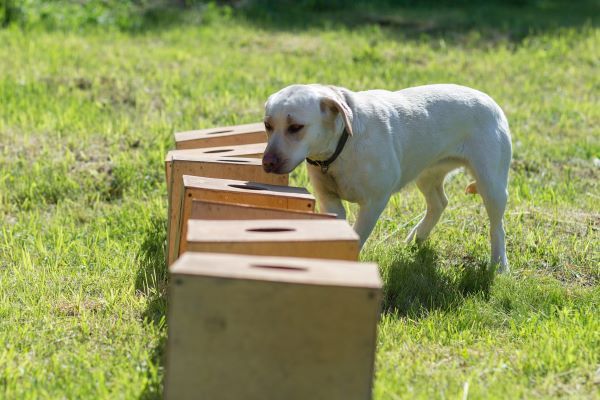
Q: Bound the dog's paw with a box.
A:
[496,263,510,274]
[405,230,417,244]
[405,231,428,247]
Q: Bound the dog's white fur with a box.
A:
[263,84,511,272]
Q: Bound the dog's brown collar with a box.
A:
[306,128,350,173]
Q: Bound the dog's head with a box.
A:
[262,84,353,174]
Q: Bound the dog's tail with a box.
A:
[465,181,478,194]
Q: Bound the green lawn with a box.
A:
[0,2,599,398]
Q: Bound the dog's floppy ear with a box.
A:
[320,96,354,136]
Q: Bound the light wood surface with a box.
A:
[174,122,266,150]
[185,219,360,261]
[165,252,382,400]
[166,142,265,162]
[170,252,382,287]
[190,200,336,220]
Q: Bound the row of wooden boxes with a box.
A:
[165,122,383,399]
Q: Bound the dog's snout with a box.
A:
[262,152,281,173]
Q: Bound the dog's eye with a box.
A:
[288,124,304,134]
[264,122,273,132]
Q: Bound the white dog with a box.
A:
[262,84,511,272]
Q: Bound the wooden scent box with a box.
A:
[175,122,266,150]
[165,252,382,400]
[166,158,288,265]
[170,175,318,265]
[165,142,267,193]
[185,219,360,261]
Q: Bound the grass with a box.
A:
[0,1,599,398]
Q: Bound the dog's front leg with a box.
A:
[353,196,390,248]
[308,167,347,219]
[314,190,347,219]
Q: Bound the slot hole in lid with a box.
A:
[217,159,250,163]
[205,129,234,135]
[228,184,267,191]
[250,264,307,272]
[246,227,295,233]
[204,149,233,154]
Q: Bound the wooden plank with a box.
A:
[184,219,360,261]
[166,252,382,400]
[174,122,266,150]
[172,176,318,264]
[167,158,288,265]
[190,200,336,220]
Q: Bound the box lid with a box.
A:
[183,175,313,199]
[187,219,359,243]
[165,142,266,162]
[175,122,265,142]
[171,252,382,289]
[169,153,265,165]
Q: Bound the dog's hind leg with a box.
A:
[405,163,456,244]
[467,151,510,273]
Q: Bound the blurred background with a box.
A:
[1,0,597,36]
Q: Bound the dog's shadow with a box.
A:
[135,215,168,400]
[367,243,495,317]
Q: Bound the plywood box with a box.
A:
[165,142,267,193]
[171,175,318,264]
[165,252,382,400]
[176,200,336,260]
[185,219,360,261]
[167,158,288,265]
[175,122,266,150]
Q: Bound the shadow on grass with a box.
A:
[6,1,596,45]
[373,243,496,317]
[135,215,168,400]
[131,1,598,44]
[234,0,598,45]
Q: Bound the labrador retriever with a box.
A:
[262,84,511,272]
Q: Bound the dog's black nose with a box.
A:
[262,152,280,173]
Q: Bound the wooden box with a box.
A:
[165,142,267,193]
[175,122,266,150]
[185,219,360,261]
[165,252,382,400]
[170,175,319,265]
[166,158,288,265]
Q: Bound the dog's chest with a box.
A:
[321,164,389,204]
[328,171,364,203]
[309,133,402,204]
